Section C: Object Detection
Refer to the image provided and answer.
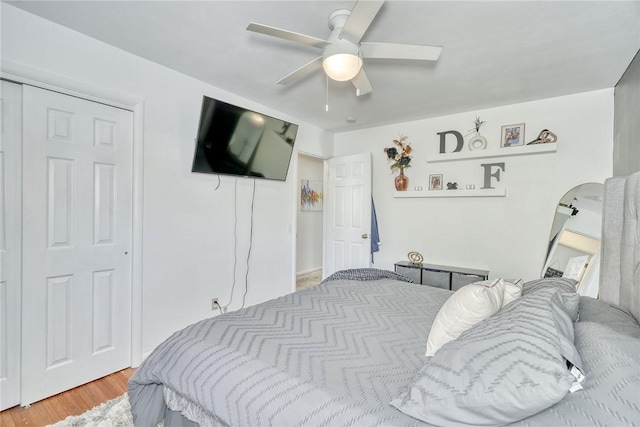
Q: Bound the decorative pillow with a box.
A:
[522,277,577,295]
[425,278,504,357]
[392,287,584,427]
[502,278,523,306]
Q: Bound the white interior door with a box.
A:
[21,85,134,405]
[0,81,23,411]
[324,153,372,277]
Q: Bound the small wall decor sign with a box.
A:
[501,123,525,147]
[429,174,443,190]
[301,179,323,211]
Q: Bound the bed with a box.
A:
[128,173,640,427]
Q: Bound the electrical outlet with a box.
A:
[211,297,219,311]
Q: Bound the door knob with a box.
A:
[361,233,369,239]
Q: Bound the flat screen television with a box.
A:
[192,96,298,181]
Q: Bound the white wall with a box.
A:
[296,154,324,274]
[2,4,333,355]
[334,90,614,281]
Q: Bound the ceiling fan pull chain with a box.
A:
[325,75,329,112]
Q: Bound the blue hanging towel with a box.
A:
[371,198,381,263]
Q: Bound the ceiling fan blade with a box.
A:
[247,22,330,48]
[351,68,373,96]
[361,42,442,61]
[276,57,323,85]
[339,0,385,44]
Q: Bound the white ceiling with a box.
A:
[7,1,640,133]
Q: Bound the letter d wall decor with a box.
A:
[437,130,464,154]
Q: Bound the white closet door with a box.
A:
[21,85,134,405]
[0,81,23,411]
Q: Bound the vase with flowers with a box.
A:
[468,116,487,151]
[384,135,412,191]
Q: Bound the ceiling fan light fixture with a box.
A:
[322,43,363,81]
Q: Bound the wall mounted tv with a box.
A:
[192,96,299,181]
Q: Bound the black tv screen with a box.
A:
[192,96,298,181]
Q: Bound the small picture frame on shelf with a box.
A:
[501,123,525,147]
[429,174,443,190]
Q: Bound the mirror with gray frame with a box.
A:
[542,183,604,297]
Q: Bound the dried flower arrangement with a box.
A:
[471,116,485,134]
[383,135,412,171]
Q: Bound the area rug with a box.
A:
[48,393,133,427]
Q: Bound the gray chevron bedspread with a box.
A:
[128,276,640,427]
[129,277,451,426]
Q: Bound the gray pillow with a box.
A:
[522,277,577,295]
[390,288,583,427]
[523,277,580,321]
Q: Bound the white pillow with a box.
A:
[503,278,523,306]
[426,278,504,357]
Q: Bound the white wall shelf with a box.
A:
[394,188,506,198]
[427,143,556,163]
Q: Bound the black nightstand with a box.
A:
[394,261,489,291]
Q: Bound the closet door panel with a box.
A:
[21,85,134,405]
[0,81,22,411]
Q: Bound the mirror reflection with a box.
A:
[542,183,604,297]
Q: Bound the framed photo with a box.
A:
[429,174,443,190]
[501,123,525,147]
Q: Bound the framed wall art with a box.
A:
[501,123,525,147]
[301,179,324,211]
[429,174,443,190]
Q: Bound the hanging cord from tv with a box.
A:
[241,178,256,309]
[220,178,239,313]
[214,173,221,190]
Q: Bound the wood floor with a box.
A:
[0,368,135,427]
[296,269,322,291]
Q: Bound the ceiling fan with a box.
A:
[246,0,442,96]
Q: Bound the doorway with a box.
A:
[295,154,324,290]
[323,153,372,277]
